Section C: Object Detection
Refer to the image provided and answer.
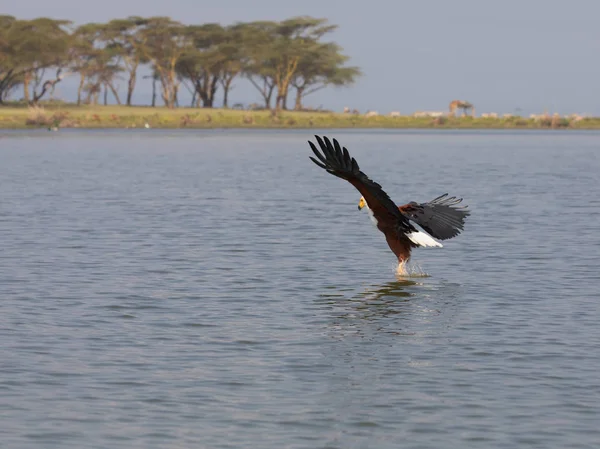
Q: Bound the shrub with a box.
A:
[25,106,49,126]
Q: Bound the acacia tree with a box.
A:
[243,17,336,111]
[291,42,361,110]
[244,47,276,109]
[0,16,30,102]
[272,18,330,110]
[0,17,22,101]
[241,21,288,109]
[72,23,124,105]
[242,21,281,110]
[101,17,146,106]
[142,68,160,107]
[71,23,105,105]
[218,26,246,108]
[0,17,72,104]
[176,24,225,108]
[136,17,188,108]
[86,52,123,105]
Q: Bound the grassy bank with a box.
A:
[1,104,600,130]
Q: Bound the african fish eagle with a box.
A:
[308,135,470,270]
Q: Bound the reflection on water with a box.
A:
[357,279,418,301]
[318,279,457,339]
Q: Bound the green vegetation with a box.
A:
[1,104,600,130]
[0,15,360,110]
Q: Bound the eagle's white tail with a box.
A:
[406,230,443,248]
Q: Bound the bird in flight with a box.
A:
[308,135,470,274]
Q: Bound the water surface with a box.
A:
[1,129,599,448]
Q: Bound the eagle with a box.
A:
[308,135,470,273]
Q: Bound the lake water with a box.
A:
[1,129,599,449]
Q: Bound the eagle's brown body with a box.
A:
[385,232,413,263]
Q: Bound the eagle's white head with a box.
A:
[358,196,367,211]
[358,196,378,225]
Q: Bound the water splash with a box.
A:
[395,260,430,278]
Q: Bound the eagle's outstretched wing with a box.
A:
[308,135,409,232]
[398,194,470,240]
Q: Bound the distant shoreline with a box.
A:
[1,105,599,130]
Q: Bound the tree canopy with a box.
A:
[0,16,72,103]
[0,15,361,109]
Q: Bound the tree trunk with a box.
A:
[126,71,136,106]
[30,70,65,105]
[0,69,15,104]
[103,84,108,105]
[275,58,299,111]
[203,92,213,108]
[222,78,233,108]
[151,77,156,107]
[157,69,170,108]
[276,89,289,111]
[265,84,274,109]
[282,89,288,110]
[197,80,210,108]
[198,88,208,108]
[77,74,85,106]
[166,69,177,109]
[108,82,121,105]
[161,72,177,109]
[222,88,228,108]
[294,86,304,111]
[209,76,218,108]
[160,82,169,107]
[196,75,219,108]
[23,72,31,103]
[160,77,172,108]
[247,75,274,109]
[276,81,294,111]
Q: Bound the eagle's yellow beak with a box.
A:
[358,197,366,210]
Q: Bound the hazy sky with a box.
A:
[6,0,600,115]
